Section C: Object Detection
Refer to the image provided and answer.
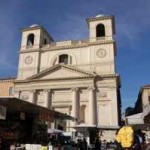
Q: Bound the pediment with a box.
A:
[27,64,95,80]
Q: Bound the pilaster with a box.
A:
[29,90,36,104]
[14,91,20,98]
[88,86,97,125]
[44,89,52,108]
[71,88,79,125]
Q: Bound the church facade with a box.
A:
[14,15,121,140]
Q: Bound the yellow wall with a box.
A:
[0,79,15,96]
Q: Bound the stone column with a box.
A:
[29,90,36,104]
[14,91,20,98]
[66,106,72,132]
[71,88,79,125]
[88,87,97,125]
[44,89,52,108]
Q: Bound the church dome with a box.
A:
[96,14,105,17]
[30,24,40,28]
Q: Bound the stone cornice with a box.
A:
[14,76,95,84]
[86,15,114,27]
[139,84,150,95]
[139,85,150,95]
[0,78,16,83]
[26,64,95,80]
[20,25,44,32]
[19,39,115,53]
[42,39,115,51]
[100,74,121,87]
[52,104,71,108]
[20,25,54,41]
[142,85,150,89]
[100,73,119,79]
[20,48,41,53]
[86,15,114,22]
[14,74,120,86]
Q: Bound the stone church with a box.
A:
[14,14,121,140]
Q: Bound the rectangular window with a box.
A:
[9,87,14,96]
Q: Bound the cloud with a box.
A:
[0,1,22,77]
[51,13,88,40]
[0,54,16,70]
[116,0,150,50]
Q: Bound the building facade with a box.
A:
[133,85,150,123]
[126,85,150,141]
[14,15,121,140]
[0,78,15,97]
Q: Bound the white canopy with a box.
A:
[47,128,63,134]
[126,113,144,125]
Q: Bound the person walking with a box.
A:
[133,129,145,150]
[82,138,88,150]
[94,137,101,150]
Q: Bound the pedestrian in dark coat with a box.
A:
[82,138,88,150]
[94,137,101,150]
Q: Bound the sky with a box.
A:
[0,0,150,111]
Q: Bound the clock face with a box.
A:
[24,56,33,64]
[96,49,107,58]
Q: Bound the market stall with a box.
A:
[0,97,74,149]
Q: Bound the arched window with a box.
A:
[52,54,73,66]
[96,24,105,37]
[27,33,35,46]
[59,54,68,64]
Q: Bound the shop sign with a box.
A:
[0,105,6,120]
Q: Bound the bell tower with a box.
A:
[86,14,115,41]
[17,24,53,79]
[86,15,117,75]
